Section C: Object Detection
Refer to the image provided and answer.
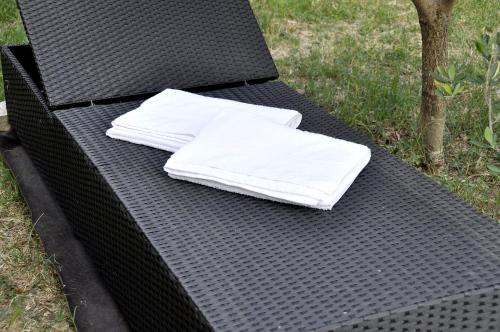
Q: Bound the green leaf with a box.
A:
[475,39,485,53]
[493,62,500,80]
[487,164,500,176]
[475,39,491,60]
[437,67,449,81]
[484,127,494,146]
[443,84,453,95]
[452,83,465,96]
[466,65,486,84]
[434,80,454,97]
[470,139,490,148]
[432,72,448,83]
[448,64,456,82]
[455,70,467,82]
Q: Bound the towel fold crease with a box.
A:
[106,88,302,152]
[164,112,371,210]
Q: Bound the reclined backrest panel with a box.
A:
[16,0,278,108]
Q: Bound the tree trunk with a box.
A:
[412,0,455,168]
[419,20,449,166]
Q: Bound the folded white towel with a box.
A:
[164,112,371,210]
[106,89,302,152]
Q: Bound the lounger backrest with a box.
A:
[16,0,278,107]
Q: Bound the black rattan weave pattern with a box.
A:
[2,46,213,332]
[55,83,500,331]
[3,45,500,331]
[16,0,278,107]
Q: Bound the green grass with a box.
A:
[0,0,26,100]
[1,1,74,330]
[0,160,75,331]
[0,0,498,329]
[250,0,499,216]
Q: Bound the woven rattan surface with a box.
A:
[16,0,277,107]
[51,81,500,331]
[2,46,214,331]
[4,42,500,331]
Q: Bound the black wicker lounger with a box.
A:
[2,1,500,331]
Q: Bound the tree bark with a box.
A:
[411,0,455,167]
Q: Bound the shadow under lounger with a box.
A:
[52,81,500,331]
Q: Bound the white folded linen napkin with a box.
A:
[164,112,371,210]
[106,89,302,152]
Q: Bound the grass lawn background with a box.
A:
[0,0,498,330]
